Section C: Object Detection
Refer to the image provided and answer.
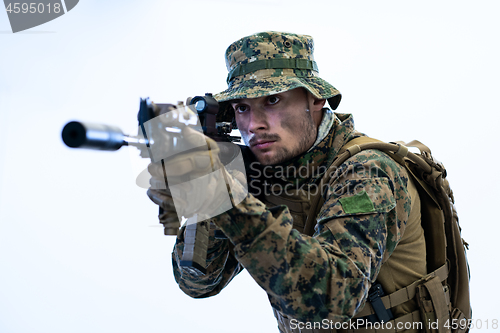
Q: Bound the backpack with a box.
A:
[325,137,472,333]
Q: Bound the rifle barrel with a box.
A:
[62,121,128,151]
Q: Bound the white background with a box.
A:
[1,1,499,332]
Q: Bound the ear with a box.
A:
[312,98,326,111]
[305,91,327,128]
[304,89,326,112]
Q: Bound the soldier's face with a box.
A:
[232,88,324,165]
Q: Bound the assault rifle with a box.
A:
[61,94,240,276]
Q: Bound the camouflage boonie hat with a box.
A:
[214,31,341,110]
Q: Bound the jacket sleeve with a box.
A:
[172,219,243,298]
[210,150,412,322]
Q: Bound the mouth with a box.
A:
[251,140,276,150]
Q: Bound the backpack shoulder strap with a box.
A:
[310,137,471,329]
[304,136,386,235]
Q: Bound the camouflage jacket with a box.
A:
[171,111,412,323]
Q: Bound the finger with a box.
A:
[148,162,166,179]
[147,189,179,211]
[182,128,221,156]
[181,127,207,147]
[159,210,181,236]
[159,210,179,224]
[149,176,168,190]
[163,153,213,177]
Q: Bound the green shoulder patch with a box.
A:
[339,190,375,214]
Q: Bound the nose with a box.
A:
[248,108,268,134]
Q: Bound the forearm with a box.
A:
[209,151,410,322]
[211,194,388,322]
[172,221,242,298]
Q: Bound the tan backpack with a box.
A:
[265,136,471,333]
[327,137,472,333]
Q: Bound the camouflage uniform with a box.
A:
[171,32,426,331]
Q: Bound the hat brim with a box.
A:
[214,75,341,110]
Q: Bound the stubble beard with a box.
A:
[245,111,317,166]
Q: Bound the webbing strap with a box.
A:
[346,144,362,156]
[227,58,318,82]
[417,276,450,332]
[395,144,409,159]
[332,139,433,174]
[299,137,384,236]
[266,194,304,212]
[355,263,449,318]
[405,140,431,155]
[338,137,383,156]
[304,136,426,236]
[303,190,323,236]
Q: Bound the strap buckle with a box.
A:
[367,284,394,323]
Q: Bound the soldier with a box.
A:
[147,31,427,332]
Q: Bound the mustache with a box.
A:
[248,133,281,146]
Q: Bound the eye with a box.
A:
[267,95,280,105]
[233,104,248,113]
